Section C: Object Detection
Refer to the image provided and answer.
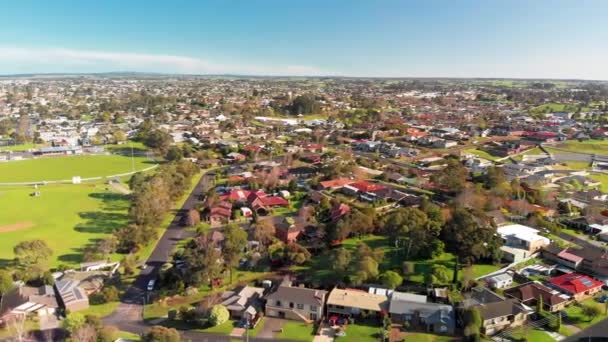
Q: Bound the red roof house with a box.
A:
[319,178,355,190]
[547,273,603,301]
[350,181,386,193]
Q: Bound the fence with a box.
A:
[0,164,159,186]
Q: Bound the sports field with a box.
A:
[0,183,130,267]
[0,154,154,183]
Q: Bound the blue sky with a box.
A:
[0,0,607,79]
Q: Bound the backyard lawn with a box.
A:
[335,322,381,342]
[563,297,608,329]
[589,173,608,192]
[0,183,130,267]
[0,154,154,183]
[277,321,316,342]
[463,148,499,161]
[508,327,555,342]
[301,235,501,286]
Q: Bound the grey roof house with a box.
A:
[389,292,455,334]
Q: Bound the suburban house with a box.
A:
[326,288,388,317]
[504,282,570,312]
[388,292,454,334]
[275,218,304,244]
[0,285,59,323]
[497,224,550,262]
[463,287,530,336]
[485,273,514,289]
[208,201,232,225]
[476,298,529,336]
[546,273,603,302]
[265,282,327,322]
[221,286,265,321]
[542,245,608,282]
[54,280,89,312]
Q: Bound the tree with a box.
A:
[441,207,502,264]
[112,130,127,143]
[142,326,181,342]
[354,256,379,284]
[15,114,31,143]
[183,209,201,227]
[329,248,352,271]
[428,265,450,285]
[581,303,602,322]
[63,313,86,335]
[208,304,230,326]
[144,129,172,155]
[284,243,311,265]
[222,224,247,283]
[379,271,403,289]
[452,256,460,284]
[13,239,53,268]
[252,219,276,247]
[0,270,13,314]
[430,158,467,194]
[165,146,184,161]
[382,207,443,259]
[537,295,544,314]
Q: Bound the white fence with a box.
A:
[0,164,159,186]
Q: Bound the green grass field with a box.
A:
[0,143,43,151]
[0,183,130,267]
[278,322,316,342]
[0,154,154,182]
[463,149,499,161]
[555,140,608,154]
[335,322,381,342]
[589,173,608,192]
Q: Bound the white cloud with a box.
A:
[0,47,334,76]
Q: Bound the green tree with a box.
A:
[537,295,544,314]
[329,248,352,271]
[223,224,247,283]
[0,270,13,313]
[441,207,502,264]
[208,304,230,326]
[284,243,311,265]
[581,303,602,322]
[13,239,53,268]
[62,312,86,334]
[379,271,403,289]
[430,157,467,194]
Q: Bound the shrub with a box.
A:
[208,304,229,326]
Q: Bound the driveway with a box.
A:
[257,317,287,338]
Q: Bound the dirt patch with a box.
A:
[0,222,34,233]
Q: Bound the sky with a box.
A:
[0,0,607,79]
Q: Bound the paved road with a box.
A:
[563,317,608,342]
[103,170,213,331]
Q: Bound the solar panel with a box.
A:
[580,279,594,287]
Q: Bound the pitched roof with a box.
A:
[504,282,569,307]
[476,298,527,320]
[350,181,386,193]
[326,288,388,312]
[266,285,327,306]
[548,273,603,295]
[319,178,354,189]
